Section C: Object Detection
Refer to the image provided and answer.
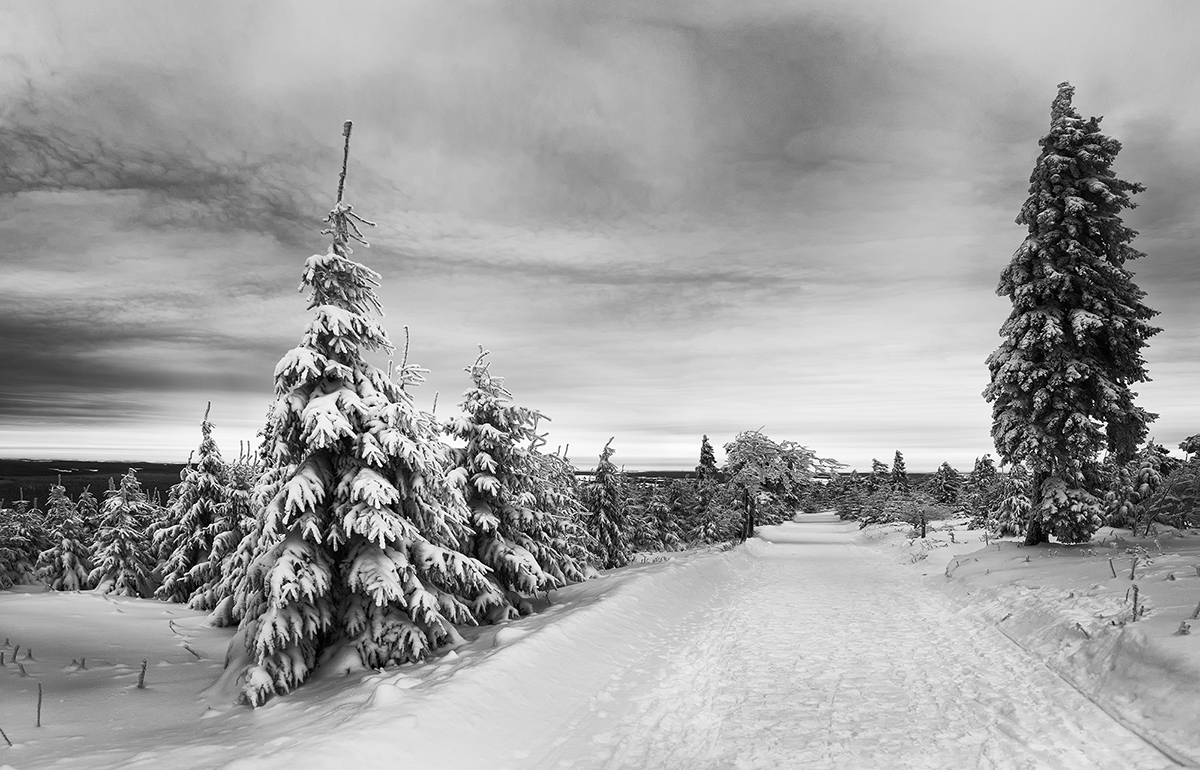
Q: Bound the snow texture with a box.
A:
[1,514,1187,769]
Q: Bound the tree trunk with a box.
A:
[1024,470,1047,545]
[741,488,755,542]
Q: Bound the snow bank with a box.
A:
[0,544,745,770]
[860,519,1200,765]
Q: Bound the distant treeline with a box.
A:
[3,459,934,506]
[0,459,185,507]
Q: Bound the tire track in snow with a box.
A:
[540,516,1179,770]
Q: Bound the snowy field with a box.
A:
[3,513,1199,769]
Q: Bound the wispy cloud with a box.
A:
[1,0,1198,468]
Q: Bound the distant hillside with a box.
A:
[0,459,186,507]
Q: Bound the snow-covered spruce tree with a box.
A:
[89,470,158,597]
[623,480,683,553]
[990,465,1031,538]
[233,123,501,706]
[74,487,99,542]
[925,462,962,506]
[962,455,1001,527]
[985,82,1160,545]
[648,486,684,551]
[156,404,232,603]
[1143,434,1200,530]
[0,501,38,588]
[445,350,587,613]
[697,435,718,483]
[689,435,721,542]
[1106,442,1176,535]
[832,471,867,521]
[584,438,629,568]
[661,477,700,541]
[190,443,258,615]
[866,459,889,495]
[624,480,657,553]
[5,497,51,585]
[890,451,910,493]
[42,480,75,531]
[214,422,292,628]
[35,483,93,590]
[526,448,595,569]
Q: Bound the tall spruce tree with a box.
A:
[985,82,1160,545]
[233,123,500,706]
[446,350,587,611]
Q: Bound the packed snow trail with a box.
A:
[26,515,1181,770]
[524,515,1178,770]
[210,514,1179,770]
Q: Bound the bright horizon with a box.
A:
[2,1,1198,473]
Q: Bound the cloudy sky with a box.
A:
[1,0,1198,471]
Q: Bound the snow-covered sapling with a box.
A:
[137,659,147,689]
[1126,545,1151,579]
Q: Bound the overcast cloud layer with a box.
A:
[1,0,1198,470]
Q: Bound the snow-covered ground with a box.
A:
[2,514,1195,769]
[862,516,1200,767]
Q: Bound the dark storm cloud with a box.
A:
[0,77,327,247]
[0,289,279,423]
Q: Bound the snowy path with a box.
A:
[22,515,1183,770]
[527,516,1179,770]
[214,514,1180,770]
